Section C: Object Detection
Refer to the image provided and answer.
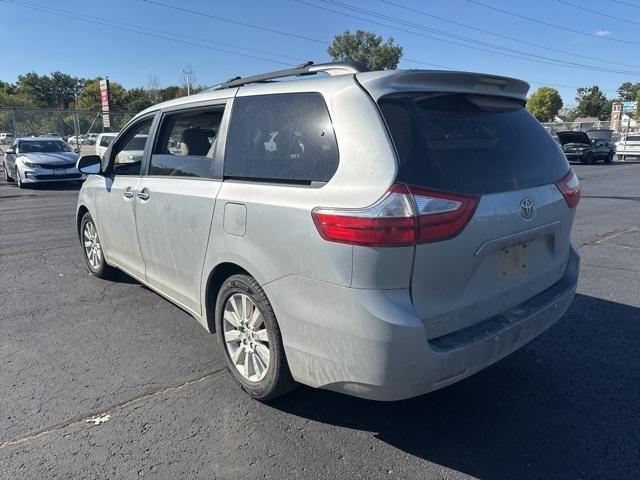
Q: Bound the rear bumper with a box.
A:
[265,247,579,401]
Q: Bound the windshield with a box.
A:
[20,140,71,153]
[378,93,569,195]
[624,136,640,142]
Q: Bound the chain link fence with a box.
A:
[0,108,136,146]
[541,121,612,135]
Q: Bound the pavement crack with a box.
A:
[578,225,640,250]
[0,368,226,450]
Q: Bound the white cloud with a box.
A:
[595,30,612,37]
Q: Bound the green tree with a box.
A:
[15,71,82,108]
[327,30,403,70]
[158,86,181,102]
[77,78,126,111]
[616,82,640,102]
[0,80,37,107]
[526,87,563,122]
[573,85,611,120]
[122,87,154,112]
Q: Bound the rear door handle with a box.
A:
[136,188,150,201]
[122,187,134,198]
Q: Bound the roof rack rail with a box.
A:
[211,61,367,91]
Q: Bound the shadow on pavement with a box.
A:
[269,294,639,479]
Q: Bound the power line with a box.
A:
[3,0,621,97]
[559,0,640,27]
[296,0,640,76]
[467,0,640,46]
[611,0,640,10]
[379,0,639,69]
[141,0,326,45]
[4,0,297,67]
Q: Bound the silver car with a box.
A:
[75,62,580,401]
[4,137,83,188]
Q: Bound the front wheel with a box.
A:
[605,151,614,164]
[215,274,296,401]
[15,168,25,188]
[80,212,115,278]
[583,153,595,165]
[4,164,14,182]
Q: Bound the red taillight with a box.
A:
[409,186,479,243]
[555,169,580,208]
[312,184,478,247]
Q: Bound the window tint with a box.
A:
[149,108,224,178]
[378,93,569,195]
[111,118,152,176]
[224,93,338,184]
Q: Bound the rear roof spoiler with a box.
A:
[356,70,530,101]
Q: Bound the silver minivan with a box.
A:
[75,62,580,401]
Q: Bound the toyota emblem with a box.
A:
[520,198,535,219]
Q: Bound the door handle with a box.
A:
[136,188,150,201]
[122,187,134,198]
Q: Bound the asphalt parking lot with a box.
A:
[0,162,638,479]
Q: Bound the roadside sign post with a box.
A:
[99,79,111,132]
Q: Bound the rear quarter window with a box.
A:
[378,93,569,195]
[224,93,339,184]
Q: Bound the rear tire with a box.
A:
[215,274,296,401]
[80,212,115,279]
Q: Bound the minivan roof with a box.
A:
[137,67,530,117]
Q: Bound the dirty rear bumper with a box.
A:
[265,247,579,401]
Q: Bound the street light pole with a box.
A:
[181,68,193,96]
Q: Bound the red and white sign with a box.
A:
[99,79,110,113]
[99,79,111,129]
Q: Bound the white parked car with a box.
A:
[615,134,640,158]
[3,137,83,188]
[67,135,84,146]
[95,133,118,158]
[0,132,15,144]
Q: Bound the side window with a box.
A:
[111,118,153,176]
[224,93,339,184]
[149,106,225,178]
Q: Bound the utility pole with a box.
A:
[73,77,81,150]
[181,68,193,96]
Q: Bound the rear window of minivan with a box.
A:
[378,93,569,195]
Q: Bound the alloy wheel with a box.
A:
[83,221,102,270]
[222,293,270,382]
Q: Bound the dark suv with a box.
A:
[558,131,614,164]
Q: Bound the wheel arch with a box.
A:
[204,262,251,333]
[76,205,89,240]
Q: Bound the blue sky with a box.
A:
[1,0,638,106]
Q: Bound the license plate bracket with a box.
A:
[499,243,528,278]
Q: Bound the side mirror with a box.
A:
[5,148,15,155]
[77,154,102,174]
[74,147,81,154]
